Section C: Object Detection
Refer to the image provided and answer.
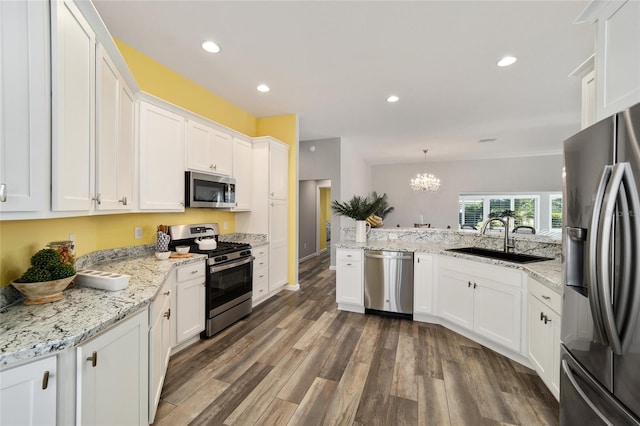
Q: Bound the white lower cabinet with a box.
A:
[527,277,561,399]
[437,257,523,352]
[76,308,148,426]
[173,261,206,346]
[414,253,435,316]
[336,248,364,312]
[252,245,269,305]
[149,278,172,423]
[0,355,57,425]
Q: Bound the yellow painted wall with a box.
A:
[256,115,298,285]
[1,41,296,287]
[0,211,235,284]
[319,188,331,250]
[115,40,257,136]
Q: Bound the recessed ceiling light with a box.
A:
[497,56,517,67]
[387,95,399,103]
[201,41,221,54]
[257,84,270,93]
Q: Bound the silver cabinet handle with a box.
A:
[541,295,551,300]
[191,270,198,274]
[118,196,128,206]
[0,183,6,202]
[42,371,50,390]
[92,194,102,205]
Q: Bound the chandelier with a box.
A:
[410,149,441,192]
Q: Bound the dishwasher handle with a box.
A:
[365,252,413,261]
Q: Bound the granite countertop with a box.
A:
[0,253,206,367]
[219,233,268,247]
[335,240,562,293]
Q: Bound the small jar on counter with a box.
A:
[47,240,76,266]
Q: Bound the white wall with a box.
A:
[371,155,563,229]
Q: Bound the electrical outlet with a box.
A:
[223,221,228,231]
[134,227,143,240]
[304,242,307,249]
[69,233,76,243]
[389,233,398,240]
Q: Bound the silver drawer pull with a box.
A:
[542,295,551,300]
[87,351,97,367]
[42,371,50,390]
[191,270,199,274]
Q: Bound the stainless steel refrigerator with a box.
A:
[561,102,640,425]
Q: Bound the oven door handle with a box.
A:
[210,256,255,273]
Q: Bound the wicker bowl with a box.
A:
[11,275,76,305]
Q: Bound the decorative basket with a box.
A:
[11,275,76,305]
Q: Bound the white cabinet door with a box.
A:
[437,267,474,330]
[528,295,552,381]
[0,0,50,214]
[212,129,233,176]
[336,249,364,309]
[95,43,134,211]
[0,356,57,426]
[474,277,522,352]
[149,292,171,423]
[186,121,233,176]
[51,0,96,211]
[232,138,252,211]
[414,253,434,315]
[175,267,205,345]
[269,199,288,291]
[139,101,185,211]
[269,141,289,200]
[76,308,148,426]
[595,0,640,119]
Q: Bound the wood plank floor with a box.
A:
[154,250,559,426]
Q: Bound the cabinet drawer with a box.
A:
[253,269,269,299]
[337,249,363,262]
[252,245,269,260]
[176,261,205,282]
[528,277,561,314]
[253,251,269,269]
[150,279,171,323]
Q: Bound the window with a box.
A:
[459,199,484,227]
[550,194,563,230]
[459,193,562,234]
[459,194,541,231]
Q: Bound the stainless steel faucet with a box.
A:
[480,217,515,253]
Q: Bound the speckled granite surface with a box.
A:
[0,249,206,367]
[219,233,268,247]
[335,240,562,294]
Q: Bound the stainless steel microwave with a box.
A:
[185,171,236,208]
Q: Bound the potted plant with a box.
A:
[332,194,391,242]
[11,249,77,305]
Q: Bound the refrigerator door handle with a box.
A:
[561,360,615,426]
[589,165,613,345]
[598,163,625,354]
[619,163,640,353]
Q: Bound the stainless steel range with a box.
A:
[169,223,253,338]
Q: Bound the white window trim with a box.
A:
[459,193,550,232]
[549,192,563,233]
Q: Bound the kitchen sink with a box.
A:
[445,247,554,263]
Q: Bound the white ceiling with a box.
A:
[92,0,595,165]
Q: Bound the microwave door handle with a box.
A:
[589,165,612,345]
[619,163,640,353]
[598,163,624,354]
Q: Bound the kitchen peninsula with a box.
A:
[335,227,563,399]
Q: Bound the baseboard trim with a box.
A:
[284,283,300,291]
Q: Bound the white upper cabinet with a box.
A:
[186,120,233,176]
[139,101,185,211]
[51,0,96,211]
[0,0,50,215]
[578,0,640,119]
[232,138,252,211]
[269,140,289,200]
[95,43,135,211]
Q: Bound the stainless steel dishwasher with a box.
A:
[364,250,414,318]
